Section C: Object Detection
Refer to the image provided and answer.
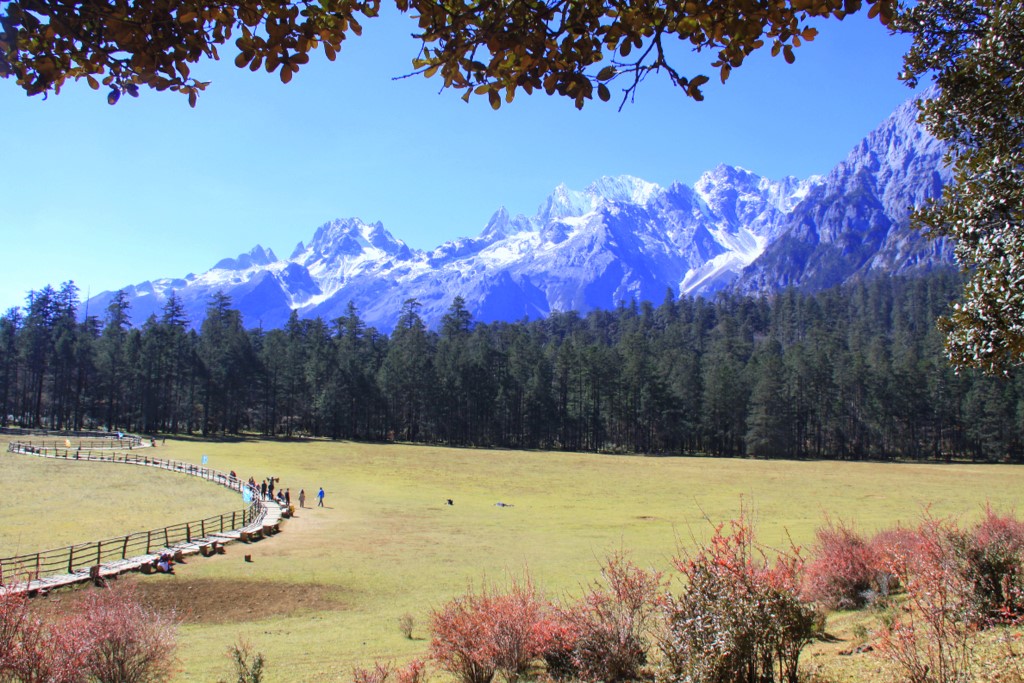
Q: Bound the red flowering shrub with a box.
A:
[802,518,881,610]
[67,585,177,683]
[660,514,820,683]
[869,524,922,595]
[1,586,170,683]
[1,590,88,683]
[0,591,30,675]
[533,610,578,681]
[553,553,663,683]
[395,658,427,683]
[429,559,661,683]
[429,594,499,683]
[429,577,549,683]
[15,617,89,683]
[872,509,1024,683]
[876,515,977,683]
[965,506,1024,620]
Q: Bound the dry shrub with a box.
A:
[398,613,415,640]
[227,639,266,683]
[352,660,426,683]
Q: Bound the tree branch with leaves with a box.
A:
[1,0,894,106]
[895,0,1024,374]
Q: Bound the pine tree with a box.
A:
[745,338,792,458]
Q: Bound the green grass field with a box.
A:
[3,437,1024,682]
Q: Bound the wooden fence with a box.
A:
[0,428,144,447]
[1,439,267,589]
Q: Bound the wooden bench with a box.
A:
[199,541,225,556]
[239,529,263,543]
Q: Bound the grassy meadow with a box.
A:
[3,436,1024,681]
[0,438,241,558]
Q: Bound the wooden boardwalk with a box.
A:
[1,437,287,596]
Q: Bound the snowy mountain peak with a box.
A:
[585,175,663,206]
[212,244,279,271]
[537,175,664,222]
[694,164,759,192]
[480,206,516,240]
[694,164,824,237]
[538,183,588,222]
[304,218,412,261]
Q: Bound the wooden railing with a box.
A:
[0,428,144,447]
[0,504,260,587]
[1,439,268,589]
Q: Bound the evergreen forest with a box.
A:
[2,270,1021,462]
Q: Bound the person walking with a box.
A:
[299,489,306,508]
[317,487,325,507]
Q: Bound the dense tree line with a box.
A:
[2,271,1022,462]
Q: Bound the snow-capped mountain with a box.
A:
[735,91,953,293]
[87,93,952,332]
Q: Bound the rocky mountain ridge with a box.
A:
[87,93,954,332]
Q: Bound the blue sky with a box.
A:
[0,9,921,314]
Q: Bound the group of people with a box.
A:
[239,474,325,509]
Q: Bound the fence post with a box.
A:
[146,531,152,555]
[123,536,129,560]
[96,541,102,566]
[68,546,74,573]
[164,527,169,548]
